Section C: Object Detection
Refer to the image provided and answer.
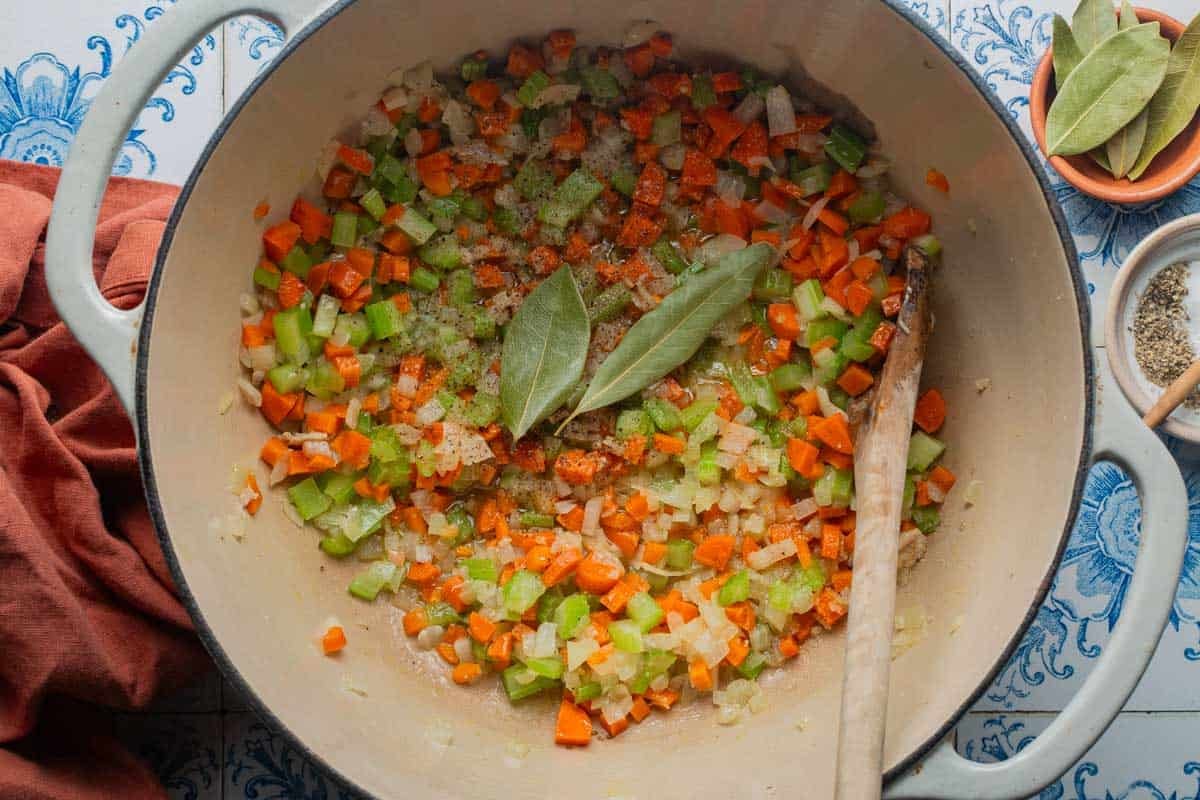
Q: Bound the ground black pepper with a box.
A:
[1132,263,1200,409]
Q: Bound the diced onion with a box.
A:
[659,143,686,171]
[766,85,796,137]
[237,379,262,408]
[530,83,582,109]
[733,92,764,125]
[402,60,434,91]
[802,196,829,231]
[694,234,746,266]
[415,399,446,426]
[754,199,790,225]
[405,127,424,157]
[747,538,797,570]
[582,496,604,536]
[416,625,444,649]
[716,171,746,207]
[381,85,408,111]
[718,422,756,455]
[965,480,983,506]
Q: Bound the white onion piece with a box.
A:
[237,379,262,408]
[754,199,790,225]
[715,171,746,207]
[659,142,686,171]
[404,127,424,157]
[381,85,408,111]
[623,20,660,47]
[694,233,746,266]
[766,85,796,137]
[856,156,891,178]
[802,196,829,231]
[315,139,340,181]
[733,92,764,125]
[582,496,604,536]
[402,60,434,91]
[529,83,581,109]
[442,100,475,145]
[747,538,797,570]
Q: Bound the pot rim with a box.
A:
[134,1,1094,794]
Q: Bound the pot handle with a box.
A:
[886,368,1188,800]
[44,0,312,415]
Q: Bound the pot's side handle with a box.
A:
[886,369,1188,800]
[44,0,311,415]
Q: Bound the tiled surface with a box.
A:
[5,0,1200,796]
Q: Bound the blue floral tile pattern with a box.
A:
[224,714,363,800]
[115,714,221,800]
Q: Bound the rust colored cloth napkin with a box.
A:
[0,160,207,800]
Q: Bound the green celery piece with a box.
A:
[626,592,664,631]
[907,432,946,471]
[630,650,677,693]
[357,214,380,237]
[515,159,554,200]
[753,268,793,301]
[812,349,848,387]
[359,188,387,220]
[610,168,637,198]
[806,317,848,348]
[447,505,476,541]
[501,665,558,701]
[793,278,827,322]
[426,194,462,224]
[691,74,717,109]
[267,363,308,394]
[538,169,604,228]
[364,299,404,340]
[912,505,941,534]
[696,440,720,485]
[519,511,555,528]
[537,588,564,624]
[652,110,682,145]
[580,66,620,101]
[319,533,357,557]
[768,580,794,612]
[644,397,683,432]
[288,478,331,520]
[839,328,877,363]
[791,162,834,196]
[368,456,411,488]
[312,293,340,338]
[666,539,694,570]
[587,283,631,325]
[717,570,751,607]
[418,235,463,270]
[652,239,689,274]
[502,570,546,615]
[348,561,397,601]
[410,266,440,293]
[374,152,408,185]
[847,190,885,224]
[369,425,404,462]
[680,398,718,431]
[516,70,551,106]
[608,619,644,652]
[253,262,281,290]
[769,362,810,393]
[446,269,476,307]
[466,557,499,582]
[829,467,854,506]
[903,474,916,515]
[616,408,655,440]
[306,359,345,400]
[573,682,602,702]
[737,650,768,680]
[465,392,501,427]
[553,593,591,639]
[280,246,312,279]
[379,170,418,204]
[460,57,488,81]
[912,234,942,259]
[824,124,867,172]
[795,560,828,593]
[330,211,358,248]
[524,656,564,679]
[333,313,371,348]
[273,306,313,365]
[317,472,359,505]
[397,206,436,244]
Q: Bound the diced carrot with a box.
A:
[331,430,372,470]
[575,555,624,595]
[837,363,875,397]
[767,302,801,340]
[628,695,652,723]
[407,562,441,585]
[730,121,769,175]
[815,587,848,628]
[925,168,950,193]
[465,78,500,110]
[597,712,629,738]
[633,160,667,207]
[624,434,647,465]
[844,280,875,317]
[622,42,655,77]
[688,660,713,691]
[289,196,333,244]
[332,355,361,389]
[321,625,347,655]
[305,410,341,435]
[619,106,654,140]
[726,636,750,667]
[337,144,374,175]
[644,687,680,710]
[259,381,298,427]
[693,534,735,571]
[435,641,459,665]
[849,256,881,281]
[555,699,593,746]
[681,147,718,187]
[820,523,842,560]
[556,505,585,532]
[915,480,932,507]
[791,389,820,416]
[505,43,544,78]
[701,107,746,158]
[641,541,667,565]
[403,607,428,636]
[825,169,858,199]
[262,220,301,261]
[617,212,664,248]
[881,206,932,240]
[467,612,497,643]
[486,631,513,669]
[543,547,583,587]
[929,465,957,494]
[452,662,483,686]
[327,260,366,299]
[914,388,947,433]
[275,271,305,309]
[259,437,288,467]
[820,447,853,470]
[786,438,819,474]
[810,336,838,355]
[652,432,686,455]
[600,573,649,614]
[724,602,755,631]
[869,320,897,353]
[322,166,356,199]
[818,207,849,235]
[814,413,854,455]
[243,473,262,515]
[778,635,800,659]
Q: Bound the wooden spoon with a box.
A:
[834,246,933,800]
[1142,359,1200,428]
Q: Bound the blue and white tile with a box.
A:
[224,712,362,800]
[115,713,222,800]
[957,712,1200,800]
[0,0,225,183]
[223,13,288,114]
[901,0,952,35]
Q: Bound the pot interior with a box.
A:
[141,0,1089,796]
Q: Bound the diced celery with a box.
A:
[348,561,397,601]
[907,432,946,471]
[573,681,602,701]
[903,474,916,515]
[652,239,689,274]
[424,602,461,627]
[418,234,463,270]
[717,570,751,607]
[333,313,371,348]
[608,619,644,653]
[514,159,554,200]
[379,170,418,205]
[768,580,793,612]
[696,440,721,486]
[737,650,768,679]
[357,497,395,539]
[460,57,488,81]
[691,74,717,109]
[267,363,308,394]
[912,505,941,534]
[410,266,440,293]
[588,283,630,324]
[829,467,853,507]
[791,162,834,196]
[538,169,604,228]
[626,592,664,632]
[824,124,867,173]
[812,349,848,386]
[369,426,404,462]
[828,386,850,410]
[502,570,546,615]
[848,190,885,224]
[580,66,620,101]
[794,560,828,593]
[537,589,563,624]
[446,269,476,307]
[652,110,681,146]
[854,305,883,334]
[311,293,341,337]
[524,656,564,679]
[912,234,942,259]
[520,511,555,528]
[516,70,551,107]
[288,478,331,520]
[306,359,345,399]
[753,268,793,301]
[465,392,501,427]
[280,246,312,279]
[644,398,683,432]
[793,278,828,322]
[731,362,781,416]
[680,399,719,432]
[319,534,357,557]
[357,214,380,237]
[770,362,811,393]
[359,188,387,220]
[466,557,498,582]
[630,650,677,693]
[839,327,876,362]
[616,409,655,440]
[397,207,436,245]
[610,168,637,198]
[374,152,408,185]
[318,472,359,505]
[806,317,848,349]
[368,455,410,488]
[666,539,695,570]
[273,306,313,365]
[364,299,404,340]
[554,593,591,639]
[330,211,359,248]
[253,262,281,290]
[501,665,558,701]
[426,195,461,225]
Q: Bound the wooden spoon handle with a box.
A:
[1142,359,1200,428]
[835,248,933,800]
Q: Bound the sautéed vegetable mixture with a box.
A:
[235,29,954,746]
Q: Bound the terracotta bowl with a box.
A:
[41,0,1190,798]
[1030,7,1200,204]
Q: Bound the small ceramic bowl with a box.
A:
[1030,7,1200,204]
[1107,213,1200,443]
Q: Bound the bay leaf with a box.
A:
[1118,0,1138,31]
[1053,15,1085,90]
[1046,22,1169,156]
[500,265,589,440]
[1128,12,1200,180]
[563,243,772,424]
[1105,106,1149,177]
[1090,146,1113,172]
[1072,0,1118,52]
